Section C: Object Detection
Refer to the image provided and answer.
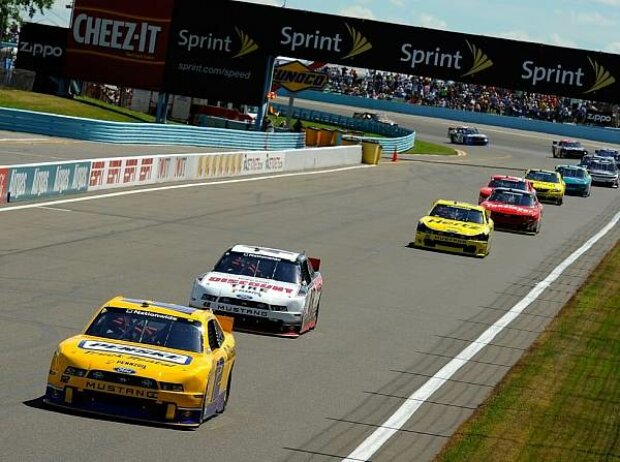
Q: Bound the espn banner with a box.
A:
[23,0,620,103]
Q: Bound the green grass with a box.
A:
[434,242,620,462]
[0,88,157,123]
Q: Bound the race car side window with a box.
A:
[300,260,312,285]
[207,320,222,350]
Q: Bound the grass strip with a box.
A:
[434,241,620,462]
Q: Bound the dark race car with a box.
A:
[552,139,588,159]
[481,187,543,234]
[448,126,489,145]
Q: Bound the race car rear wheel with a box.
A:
[311,302,320,330]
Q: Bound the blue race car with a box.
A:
[555,164,591,197]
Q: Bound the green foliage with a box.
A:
[1,0,55,40]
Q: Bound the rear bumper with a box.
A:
[414,231,489,257]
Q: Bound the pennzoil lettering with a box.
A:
[85,381,158,399]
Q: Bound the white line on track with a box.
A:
[342,210,620,462]
[0,165,370,213]
[39,206,73,212]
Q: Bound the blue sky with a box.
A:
[30,0,620,54]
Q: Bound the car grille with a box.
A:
[218,297,270,310]
[87,370,158,389]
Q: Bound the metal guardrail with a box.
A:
[272,103,416,152]
[0,107,305,150]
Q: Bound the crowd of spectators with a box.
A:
[321,66,619,126]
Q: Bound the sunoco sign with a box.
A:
[273,60,328,92]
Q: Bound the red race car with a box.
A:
[478,175,535,204]
[480,187,543,234]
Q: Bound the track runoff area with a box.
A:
[1,115,619,462]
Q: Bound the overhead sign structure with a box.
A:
[15,0,620,104]
[272,60,328,93]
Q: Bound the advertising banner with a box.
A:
[66,0,175,89]
[188,0,620,103]
[0,168,9,205]
[195,152,285,180]
[7,162,90,202]
[585,111,615,127]
[15,23,67,75]
[163,0,271,104]
[88,156,158,191]
[155,155,193,182]
[22,0,620,103]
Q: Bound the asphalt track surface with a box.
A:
[1,106,620,462]
[0,130,223,165]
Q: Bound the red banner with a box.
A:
[65,0,174,89]
[0,168,8,204]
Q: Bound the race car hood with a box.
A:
[589,168,618,178]
[57,335,203,377]
[466,134,487,139]
[197,271,300,300]
[482,201,539,217]
[420,216,488,236]
[561,146,586,152]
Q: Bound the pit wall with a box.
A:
[281,90,620,145]
[0,146,362,206]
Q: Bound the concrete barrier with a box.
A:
[1,146,362,206]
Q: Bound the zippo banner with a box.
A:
[7,162,90,202]
[15,23,66,75]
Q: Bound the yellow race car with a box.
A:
[412,199,494,257]
[524,169,566,205]
[45,296,236,427]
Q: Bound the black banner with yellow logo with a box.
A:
[206,0,617,103]
[21,0,620,103]
[163,0,271,104]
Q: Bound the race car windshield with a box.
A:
[562,142,581,148]
[489,191,536,206]
[558,168,585,179]
[430,204,485,224]
[489,179,527,190]
[591,162,618,172]
[526,171,558,183]
[85,307,203,353]
[214,251,301,284]
[596,150,617,157]
[465,128,480,134]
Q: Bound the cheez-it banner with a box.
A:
[65,0,174,89]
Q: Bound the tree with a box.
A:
[0,0,55,41]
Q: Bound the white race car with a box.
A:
[189,245,323,337]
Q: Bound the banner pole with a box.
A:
[255,56,275,131]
